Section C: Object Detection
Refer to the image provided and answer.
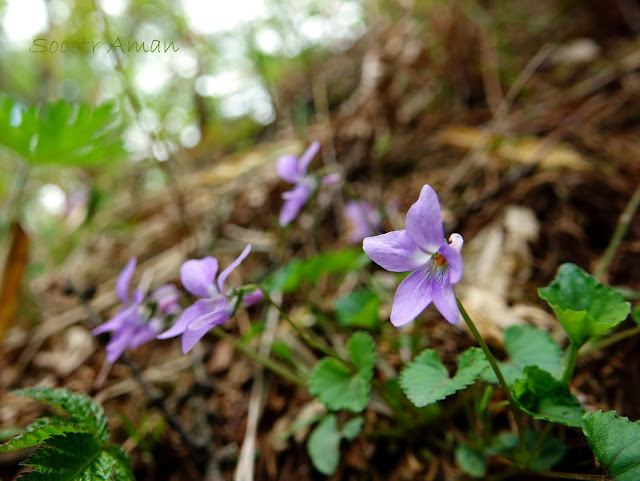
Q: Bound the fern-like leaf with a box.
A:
[0,419,83,453]
[12,388,109,444]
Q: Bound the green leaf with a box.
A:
[0,95,125,166]
[455,444,486,477]
[487,431,567,470]
[504,325,563,380]
[632,304,640,325]
[12,388,109,444]
[538,263,631,347]
[341,417,364,441]
[335,289,380,329]
[307,415,341,476]
[400,348,489,408]
[582,410,640,481]
[513,366,584,427]
[0,419,83,453]
[308,332,376,412]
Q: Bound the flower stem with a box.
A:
[209,326,306,387]
[253,286,346,362]
[457,297,527,456]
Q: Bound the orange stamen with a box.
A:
[435,254,446,266]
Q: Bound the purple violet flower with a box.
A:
[344,200,382,243]
[277,141,339,226]
[92,258,166,363]
[157,244,262,353]
[362,185,464,326]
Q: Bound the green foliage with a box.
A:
[335,289,380,329]
[307,414,364,476]
[487,431,567,470]
[582,410,640,481]
[455,444,486,478]
[0,95,125,166]
[538,263,631,347]
[308,332,376,412]
[0,388,134,481]
[400,348,489,408]
[513,366,584,427]
[482,325,564,385]
[632,304,640,325]
[12,388,109,444]
[262,248,370,293]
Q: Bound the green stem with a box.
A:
[580,325,640,356]
[594,184,640,281]
[562,343,579,384]
[210,326,306,387]
[457,297,527,455]
[252,285,346,362]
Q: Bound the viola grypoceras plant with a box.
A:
[276,141,340,227]
[363,184,463,326]
[344,200,382,243]
[158,244,263,353]
[92,257,180,362]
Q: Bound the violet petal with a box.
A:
[181,308,231,353]
[279,182,312,226]
[405,185,445,253]
[438,242,464,284]
[217,244,252,293]
[390,265,434,326]
[157,299,213,339]
[432,281,460,324]
[242,288,263,307]
[276,154,301,184]
[297,140,320,175]
[116,257,136,304]
[181,257,219,298]
[363,230,429,273]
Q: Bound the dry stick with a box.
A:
[91,1,192,240]
[233,291,282,481]
[68,284,210,460]
[441,44,554,199]
[593,184,640,281]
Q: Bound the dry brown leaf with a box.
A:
[438,125,591,171]
[0,222,29,342]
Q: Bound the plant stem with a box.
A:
[533,471,608,481]
[457,297,527,455]
[253,286,346,362]
[594,184,640,281]
[562,343,579,384]
[209,326,306,387]
[580,325,640,356]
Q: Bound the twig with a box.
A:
[594,184,640,281]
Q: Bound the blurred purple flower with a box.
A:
[158,245,262,353]
[92,258,167,363]
[277,141,340,226]
[344,200,382,243]
[363,185,464,326]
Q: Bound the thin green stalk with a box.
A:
[580,325,640,356]
[457,297,527,455]
[210,326,306,387]
[562,343,579,384]
[252,286,346,362]
[594,184,640,281]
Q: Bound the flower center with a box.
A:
[434,252,446,267]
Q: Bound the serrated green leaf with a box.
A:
[400,348,489,408]
[504,325,563,379]
[513,366,584,427]
[103,445,135,481]
[308,332,375,413]
[12,388,109,444]
[455,444,486,477]
[582,410,640,481]
[341,417,364,441]
[335,289,380,329]
[0,95,125,166]
[347,332,376,374]
[487,431,567,470]
[307,415,340,476]
[538,263,630,347]
[0,419,83,453]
